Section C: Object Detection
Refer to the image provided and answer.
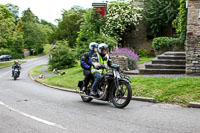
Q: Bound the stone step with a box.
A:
[164,51,186,56]
[157,55,186,60]
[139,69,185,74]
[145,64,185,69]
[152,59,186,65]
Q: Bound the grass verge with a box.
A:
[38,65,83,89]
[0,61,26,68]
[130,77,200,105]
[139,56,155,64]
[34,65,200,106]
[29,65,43,76]
[0,62,14,68]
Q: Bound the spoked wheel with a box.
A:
[81,95,93,102]
[112,81,132,108]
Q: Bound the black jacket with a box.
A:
[12,64,21,70]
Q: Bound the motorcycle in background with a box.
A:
[13,69,20,80]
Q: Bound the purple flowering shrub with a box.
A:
[111,47,139,70]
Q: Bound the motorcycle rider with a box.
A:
[81,42,98,92]
[12,60,21,77]
[90,43,112,96]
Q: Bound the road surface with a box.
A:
[0,55,199,133]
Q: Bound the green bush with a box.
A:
[11,52,24,59]
[138,49,150,57]
[152,37,183,52]
[36,45,44,54]
[49,40,76,70]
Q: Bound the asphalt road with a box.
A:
[0,55,199,133]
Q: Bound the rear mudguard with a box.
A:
[78,81,83,89]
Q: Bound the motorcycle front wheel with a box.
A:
[111,81,132,108]
[14,74,17,80]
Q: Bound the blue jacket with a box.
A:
[81,50,95,70]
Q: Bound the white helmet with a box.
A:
[89,42,98,50]
[14,60,19,64]
[98,43,108,53]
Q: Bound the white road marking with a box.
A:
[0,101,67,131]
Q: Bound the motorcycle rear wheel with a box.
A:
[111,81,132,108]
[80,85,93,102]
[81,96,93,102]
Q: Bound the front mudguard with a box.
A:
[119,76,131,83]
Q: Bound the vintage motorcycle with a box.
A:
[78,64,132,108]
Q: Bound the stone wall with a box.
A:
[123,22,153,52]
[122,1,153,52]
[112,56,129,71]
[123,1,174,53]
[186,0,200,74]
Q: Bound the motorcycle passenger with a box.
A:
[81,42,98,92]
[12,60,21,77]
[90,43,112,96]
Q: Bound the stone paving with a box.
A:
[40,65,56,78]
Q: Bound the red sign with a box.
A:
[92,3,107,19]
[95,7,106,19]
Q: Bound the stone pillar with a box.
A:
[112,56,129,71]
[186,0,200,74]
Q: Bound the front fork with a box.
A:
[114,78,120,94]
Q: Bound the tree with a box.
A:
[103,0,142,43]
[5,3,19,23]
[144,0,180,37]
[0,5,24,58]
[40,19,57,43]
[7,32,24,58]
[10,19,25,52]
[15,19,24,33]
[0,4,15,48]
[21,8,39,23]
[21,8,48,55]
[40,19,56,32]
[23,22,48,54]
[49,6,85,48]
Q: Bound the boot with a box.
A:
[97,89,103,96]
[82,86,86,92]
[81,82,87,92]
